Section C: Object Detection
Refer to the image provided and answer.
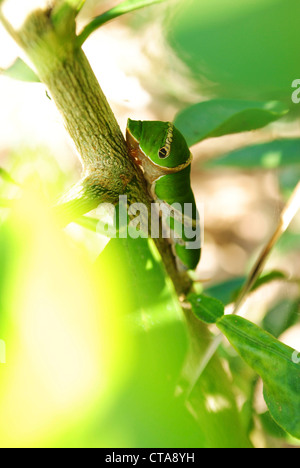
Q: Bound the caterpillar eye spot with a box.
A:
[158,147,169,159]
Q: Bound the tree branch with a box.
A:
[0,4,193,297]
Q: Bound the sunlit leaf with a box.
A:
[0,183,129,447]
[174,99,288,147]
[1,58,40,83]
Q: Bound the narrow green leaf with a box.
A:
[262,299,300,339]
[77,0,168,46]
[230,270,288,303]
[205,139,300,169]
[216,314,300,439]
[204,270,287,305]
[204,277,246,305]
[0,58,40,83]
[251,270,287,290]
[188,293,224,324]
[174,99,289,147]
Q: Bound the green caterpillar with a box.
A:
[126,119,201,270]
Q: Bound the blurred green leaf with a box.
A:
[168,0,300,101]
[262,299,300,339]
[259,411,287,439]
[278,166,300,197]
[204,277,245,305]
[217,315,300,439]
[97,236,188,370]
[205,139,300,169]
[77,0,168,45]
[230,270,288,303]
[204,270,287,305]
[96,237,251,447]
[186,350,253,448]
[276,231,300,254]
[174,100,288,147]
[187,293,224,324]
[252,271,287,290]
[0,184,128,447]
[96,236,202,446]
[1,58,40,83]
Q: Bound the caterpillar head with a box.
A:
[126,119,191,170]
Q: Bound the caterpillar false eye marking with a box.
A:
[158,122,173,159]
[158,147,169,159]
[126,119,201,271]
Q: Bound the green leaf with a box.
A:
[188,293,224,324]
[204,277,245,305]
[77,0,168,45]
[167,0,300,102]
[204,270,287,305]
[1,58,40,83]
[206,138,300,169]
[251,270,287,291]
[216,315,300,439]
[174,99,288,147]
[231,270,288,303]
[262,299,300,339]
[276,231,300,254]
[278,166,300,199]
[97,236,188,372]
[259,411,287,439]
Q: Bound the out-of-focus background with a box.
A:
[0,0,299,448]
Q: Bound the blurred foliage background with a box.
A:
[0,0,299,448]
